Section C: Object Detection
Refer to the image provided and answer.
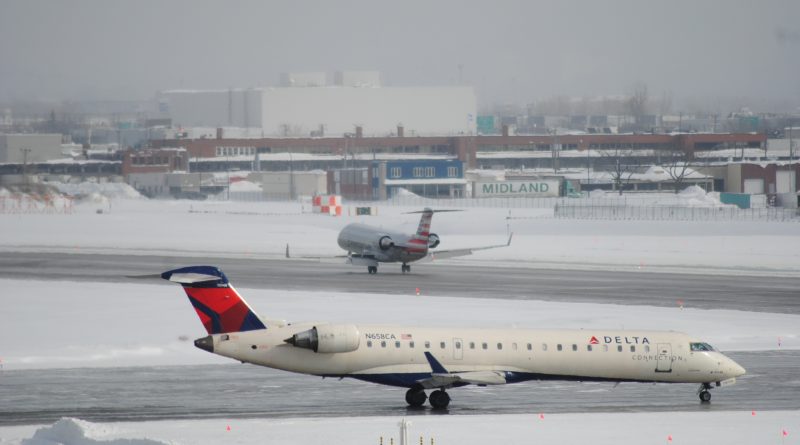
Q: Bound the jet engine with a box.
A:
[284,324,361,353]
[428,233,440,249]
[378,235,394,250]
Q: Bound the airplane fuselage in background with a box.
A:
[337,223,427,265]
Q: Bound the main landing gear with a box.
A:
[367,266,378,274]
[405,386,450,409]
[401,264,411,274]
[698,383,712,402]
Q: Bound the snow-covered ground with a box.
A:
[0,412,796,445]
[2,188,799,444]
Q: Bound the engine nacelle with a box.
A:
[428,233,440,249]
[284,324,361,353]
[378,235,394,250]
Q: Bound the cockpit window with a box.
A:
[690,342,715,352]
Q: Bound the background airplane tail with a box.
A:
[413,208,434,242]
[161,266,266,335]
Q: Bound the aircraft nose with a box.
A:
[725,357,746,378]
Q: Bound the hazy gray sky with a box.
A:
[2,0,799,111]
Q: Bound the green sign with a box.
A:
[477,115,495,135]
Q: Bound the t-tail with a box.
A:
[161,266,266,334]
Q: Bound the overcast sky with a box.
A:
[1,0,799,111]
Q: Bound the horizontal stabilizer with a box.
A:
[166,272,224,284]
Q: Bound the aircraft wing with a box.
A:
[424,233,513,261]
[417,370,508,389]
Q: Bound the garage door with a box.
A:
[776,170,797,193]
[744,178,764,194]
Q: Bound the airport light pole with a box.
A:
[20,147,31,190]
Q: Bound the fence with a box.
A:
[554,203,799,222]
[0,195,74,214]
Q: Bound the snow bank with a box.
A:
[47,182,142,200]
[3,412,798,445]
[228,180,262,192]
[20,418,168,445]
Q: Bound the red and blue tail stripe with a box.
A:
[161,266,266,334]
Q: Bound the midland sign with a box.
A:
[474,180,560,197]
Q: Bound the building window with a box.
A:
[425,167,435,177]
[390,167,401,178]
[413,167,424,177]
[447,166,458,177]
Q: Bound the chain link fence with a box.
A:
[554,203,799,222]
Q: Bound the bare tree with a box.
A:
[662,147,693,193]
[627,83,649,130]
[599,147,640,195]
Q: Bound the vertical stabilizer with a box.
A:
[161,266,266,334]
[413,207,434,242]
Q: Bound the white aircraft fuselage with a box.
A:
[207,324,744,387]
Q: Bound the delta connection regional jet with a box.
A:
[162,266,746,409]
[334,207,512,274]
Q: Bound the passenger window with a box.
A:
[367,340,373,348]
[409,341,415,348]
[381,341,386,348]
[455,341,462,349]
[644,345,650,353]
[542,343,548,351]
[557,344,563,351]
[603,345,608,352]
[587,345,592,351]
[396,341,401,348]
[512,343,518,351]
[482,342,488,350]
[630,345,635,352]
[617,345,623,352]
[527,343,532,351]
[440,341,446,349]
[424,341,431,349]
[469,342,475,349]
[572,344,577,351]
[497,343,503,350]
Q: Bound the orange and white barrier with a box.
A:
[312,195,342,216]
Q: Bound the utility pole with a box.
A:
[20,147,31,190]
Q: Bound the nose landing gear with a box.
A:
[698,383,712,402]
[401,264,411,274]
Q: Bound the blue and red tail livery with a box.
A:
[161,266,266,334]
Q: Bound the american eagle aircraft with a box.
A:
[162,265,745,409]
[335,207,511,274]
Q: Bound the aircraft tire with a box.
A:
[405,388,427,407]
[429,389,450,409]
[699,390,711,402]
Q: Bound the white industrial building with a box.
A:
[0,134,64,163]
[160,72,476,138]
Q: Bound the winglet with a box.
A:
[424,351,449,374]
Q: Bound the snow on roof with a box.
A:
[192,153,456,162]
[384,178,467,185]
